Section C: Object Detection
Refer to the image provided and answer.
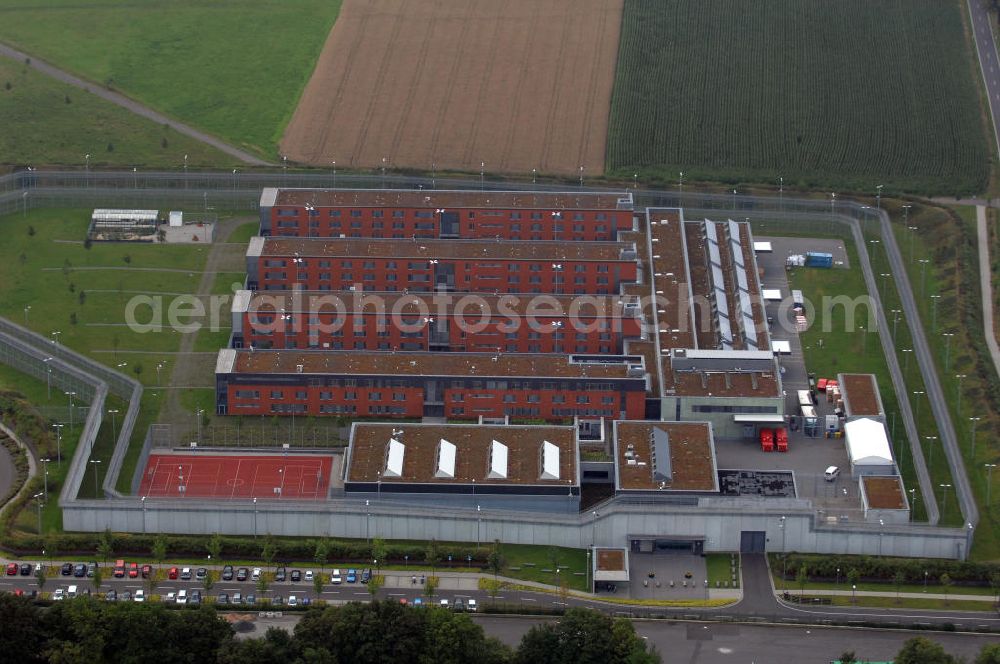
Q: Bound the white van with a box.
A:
[824,466,840,482]
[331,569,342,584]
[67,585,78,598]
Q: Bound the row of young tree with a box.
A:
[0,594,659,664]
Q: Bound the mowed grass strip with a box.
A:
[608,0,989,195]
[0,0,342,158]
[0,59,231,168]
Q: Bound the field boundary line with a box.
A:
[0,41,269,166]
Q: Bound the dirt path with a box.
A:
[159,217,255,432]
[0,41,271,167]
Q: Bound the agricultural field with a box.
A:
[282,0,623,176]
[0,58,231,169]
[608,0,990,196]
[0,0,342,160]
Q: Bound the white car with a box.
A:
[288,595,298,607]
[165,592,176,603]
[134,589,145,603]
[176,589,187,605]
[304,570,314,582]
[331,569,342,585]
[252,567,262,581]
[52,588,65,601]
[466,599,477,612]
[439,599,449,608]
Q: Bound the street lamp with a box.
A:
[969,417,982,458]
[366,499,370,544]
[939,483,953,515]
[890,309,901,343]
[43,356,53,399]
[89,459,102,497]
[65,391,76,430]
[880,272,890,296]
[332,160,337,188]
[925,434,938,469]
[196,409,204,443]
[51,330,61,345]
[253,497,258,539]
[929,294,941,333]
[912,391,926,423]
[878,519,884,556]
[477,505,481,548]
[33,492,44,534]
[909,488,916,522]
[955,374,967,414]
[779,516,787,589]
[40,458,50,499]
[918,259,930,297]
[52,424,63,463]
[943,332,956,372]
[591,510,599,546]
[107,408,119,445]
[986,464,997,508]
[23,304,30,325]
[901,348,913,378]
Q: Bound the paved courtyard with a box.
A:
[626,550,710,600]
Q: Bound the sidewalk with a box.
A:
[777,588,997,602]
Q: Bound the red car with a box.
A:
[5,563,17,576]
[128,562,139,578]
[141,565,153,579]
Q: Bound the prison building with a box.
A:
[258,188,635,241]
[838,373,885,421]
[342,422,580,512]
[230,289,644,354]
[215,349,649,421]
[246,236,639,294]
[612,420,719,495]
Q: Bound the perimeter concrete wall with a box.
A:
[62,495,968,559]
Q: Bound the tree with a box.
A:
[96,538,112,566]
[895,637,956,664]
[796,564,808,598]
[424,575,439,600]
[425,539,441,579]
[35,567,46,594]
[976,643,1000,664]
[487,540,505,587]
[203,569,216,594]
[371,536,387,573]
[152,534,168,566]
[366,574,384,600]
[940,572,952,605]
[256,574,270,600]
[91,567,103,596]
[313,539,330,572]
[207,532,222,562]
[145,568,161,598]
[514,608,657,664]
[312,571,324,598]
[261,535,277,571]
[894,570,906,604]
[838,651,857,664]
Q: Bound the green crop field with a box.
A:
[608,0,990,196]
[0,58,231,169]
[0,0,342,160]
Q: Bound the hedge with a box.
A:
[772,553,1000,586]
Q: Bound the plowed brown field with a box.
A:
[281,0,624,176]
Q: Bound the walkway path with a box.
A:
[976,205,1000,381]
[0,41,270,166]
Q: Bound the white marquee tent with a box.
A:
[843,417,894,476]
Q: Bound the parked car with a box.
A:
[120,591,132,602]
[5,562,17,576]
[361,568,372,584]
[288,595,298,607]
[73,563,86,578]
[165,592,175,603]
[438,599,449,608]
[304,570,314,582]
[52,588,66,601]
[87,563,96,578]
[128,562,139,578]
[466,599,477,612]
[331,569,342,584]
[34,563,42,577]
[346,569,356,583]
[196,568,207,580]
[12,589,23,597]
[176,590,187,605]
[824,466,841,482]
[168,567,178,580]
[141,564,152,579]
[413,597,423,607]
[181,567,192,580]
[251,568,262,581]
[113,560,125,578]
[221,565,234,581]
[19,563,31,576]
[236,567,249,582]
[67,585,78,599]
[217,593,229,605]
[190,590,202,605]
[246,593,256,605]
[275,567,286,582]
[272,596,284,606]
[134,589,145,603]
[301,596,311,606]
[398,598,408,606]
[290,569,301,582]
[233,592,243,605]
[104,589,117,602]
[453,598,465,612]
[60,563,73,576]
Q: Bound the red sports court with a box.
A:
[138,454,333,500]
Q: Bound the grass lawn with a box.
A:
[225,222,259,245]
[609,0,989,195]
[705,553,736,585]
[0,0,343,159]
[787,241,928,521]
[770,568,996,597]
[493,543,588,592]
[822,594,996,611]
[0,58,232,169]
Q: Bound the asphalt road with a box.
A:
[473,616,1000,663]
[968,0,1000,158]
[0,41,270,166]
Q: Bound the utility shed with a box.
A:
[859,475,910,524]
[844,417,895,476]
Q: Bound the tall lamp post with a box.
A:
[33,492,44,534]
[779,516,787,589]
[929,294,941,333]
[925,435,938,469]
[107,408,119,445]
[253,497,258,539]
[986,464,997,509]
[969,416,982,458]
[943,333,956,371]
[955,374,967,414]
[141,495,147,534]
[939,483,953,516]
[65,391,76,430]
[196,409,204,443]
[41,458,50,500]
[89,460,101,497]
[52,424,63,464]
